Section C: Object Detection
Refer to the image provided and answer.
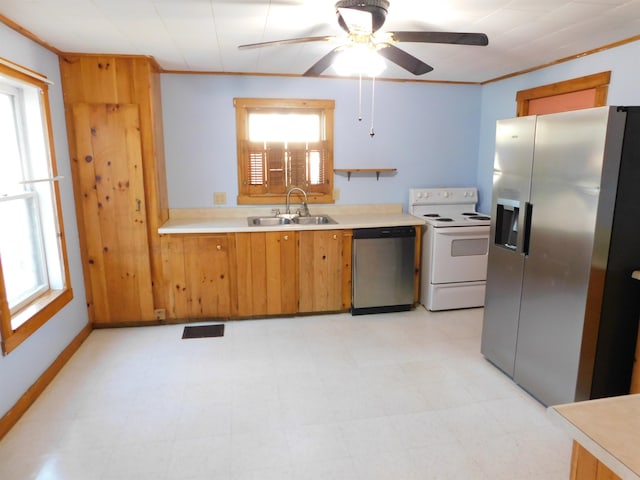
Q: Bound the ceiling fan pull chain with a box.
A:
[370,76,376,138]
[358,72,363,122]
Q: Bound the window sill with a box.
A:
[238,193,335,205]
[2,288,74,355]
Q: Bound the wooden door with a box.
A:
[70,103,154,324]
[235,232,298,316]
[162,235,232,319]
[299,230,343,312]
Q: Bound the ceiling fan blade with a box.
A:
[238,35,335,50]
[303,48,342,77]
[377,44,433,75]
[337,7,372,34]
[389,31,489,46]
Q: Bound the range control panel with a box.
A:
[409,187,478,206]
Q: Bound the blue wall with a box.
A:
[162,41,640,214]
[161,74,482,212]
[0,24,89,418]
[476,40,640,212]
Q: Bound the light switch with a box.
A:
[334,188,340,201]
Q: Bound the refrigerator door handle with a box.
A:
[522,202,533,256]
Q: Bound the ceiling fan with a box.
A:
[238,0,489,77]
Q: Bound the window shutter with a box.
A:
[307,141,329,194]
[287,142,308,188]
[245,142,267,194]
[266,142,286,193]
[247,143,265,185]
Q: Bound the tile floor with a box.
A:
[0,307,572,479]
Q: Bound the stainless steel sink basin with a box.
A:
[292,215,336,225]
[247,214,336,226]
[247,216,292,226]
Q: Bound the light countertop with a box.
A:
[547,394,640,480]
[159,204,425,234]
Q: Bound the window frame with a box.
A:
[515,71,610,117]
[0,60,73,355]
[234,97,335,205]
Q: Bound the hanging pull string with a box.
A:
[358,72,363,122]
[369,75,376,138]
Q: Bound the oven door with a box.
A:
[431,226,489,284]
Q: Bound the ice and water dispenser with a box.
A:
[495,199,520,250]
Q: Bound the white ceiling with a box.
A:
[2,0,640,82]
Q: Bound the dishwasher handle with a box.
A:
[353,226,416,239]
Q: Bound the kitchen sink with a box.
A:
[247,215,336,226]
[292,215,336,225]
[247,216,292,226]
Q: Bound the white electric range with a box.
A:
[409,187,490,311]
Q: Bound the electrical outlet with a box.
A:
[333,188,340,201]
[213,192,226,205]
[153,308,166,320]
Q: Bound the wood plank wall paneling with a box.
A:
[60,54,169,323]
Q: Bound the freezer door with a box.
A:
[513,107,614,406]
[481,116,535,377]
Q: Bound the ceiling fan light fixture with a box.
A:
[335,0,389,33]
[333,44,387,77]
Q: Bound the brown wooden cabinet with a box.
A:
[161,235,233,319]
[69,103,154,323]
[235,231,298,316]
[570,442,620,480]
[299,229,349,313]
[60,55,169,325]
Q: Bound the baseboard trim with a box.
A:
[0,323,92,441]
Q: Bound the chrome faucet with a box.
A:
[286,187,310,216]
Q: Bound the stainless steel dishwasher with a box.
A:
[351,226,416,315]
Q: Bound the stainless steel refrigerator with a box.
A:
[481,106,640,407]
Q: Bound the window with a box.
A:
[235,98,335,204]
[0,60,72,354]
[515,71,610,116]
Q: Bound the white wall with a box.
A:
[161,74,482,212]
[0,24,89,418]
[476,40,640,213]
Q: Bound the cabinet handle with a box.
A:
[135,198,141,212]
[216,245,222,250]
[332,234,337,240]
[283,235,289,241]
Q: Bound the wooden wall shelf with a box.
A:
[334,168,397,181]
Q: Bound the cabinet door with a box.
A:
[235,232,298,316]
[162,235,232,319]
[299,230,344,312]
[71,103,154,324]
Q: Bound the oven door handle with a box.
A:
[432,226,490,236]
[521,202,533,256]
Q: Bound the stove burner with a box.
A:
[423,213,440,217]
[469,215,490,221]
[462,212,478,216]
[435,217,454,222]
